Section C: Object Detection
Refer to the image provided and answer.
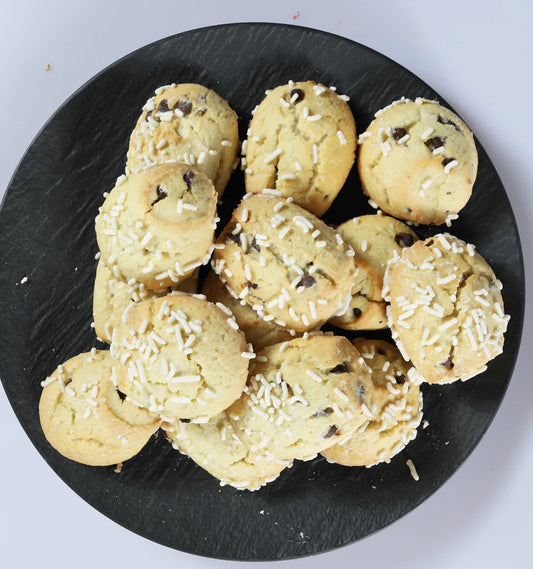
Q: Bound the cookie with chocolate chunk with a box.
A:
[384,233,510,384]
[127,83,239,195]
[322,339,422,467]
[330,215,418,330]
[212,194,356,333]
[244,81,356,216]
[96,163,216,290]
[39,350,161,466]
[228,335,374,461]
[358,98,477,225]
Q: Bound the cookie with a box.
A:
[127,83,239,195]
[96,163,217,290]
[322,339,422,467]
[39,350,161,466]
[212,194,356,333]
[202,270,294,351]
[164,412,290,491]
[330,215,418,330]
[228,336,374,461]
[111,294,249,420]
[358,98,478,225]
[384,233,510,384]
[93,260,199,344]
[244,81,356,216]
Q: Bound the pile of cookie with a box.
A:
[39,81,510,490]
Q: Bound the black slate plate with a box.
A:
[0,23,524,560]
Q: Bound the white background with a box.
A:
[1,1,532,568]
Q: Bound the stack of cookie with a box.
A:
[39,81,510,491]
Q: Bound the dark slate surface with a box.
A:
[0,23,525,560]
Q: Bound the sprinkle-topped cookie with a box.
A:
[322,339,422,466]
[111,295,249,420]
[244,81,356,216]
[228,336,374,461]
[358,98,478,225]
[127,83,239,195]
[96,163,217,290]
[384,234,510,384]
[212,194,356,333]
[39,351,161,466]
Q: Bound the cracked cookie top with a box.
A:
[39,350,161,466]
[243,81,356,216]
[358,98,477,225]
[164,411,290,491]
[126,83,239,195]
[96,163,217,290]
[384,234,510,384]
[212,193,356,333]
[110,295,249,420]
[227,335,375,461]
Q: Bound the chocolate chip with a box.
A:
[151,185,168,206]
[183,170,195,188]
[196,109,206,116]
[442,156,455,167]
[247,281,258,289]
[353,308,362,319]
[396,373,406,384]
[197,95,207,103]
[355,384,366,402]
[290,88,305,103]
[251,237,260,252]
[440,357,454,369]
[406,207,413,214]
[145,110,153,122]
[395,233,415,248]
[329,361,348,374]
[157,99,170,113]
[437,115,459,131]
[117,389,127,401]
[392,127,407,141]
[180,418,191,423]
[425,239,434,247]
[312,407,334,418]
[323,425,338,438]
[64,377,72,386]
[298,275,315,288]
[425,136,445,152]
[177,99,193,115]
[377,348,386,356]
[226,233,240,244]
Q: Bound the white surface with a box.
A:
[1,1,532,567]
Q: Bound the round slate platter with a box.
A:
[0,23,525,560]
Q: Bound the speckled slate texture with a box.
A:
[0,23,524,560]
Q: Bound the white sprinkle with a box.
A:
[312,144,318,164]
[444,159,459,174]
[264,149,282,164]
[227,318,239,331]
[361,240,368,252]
[421,179,433,190]
[183,203,198,211]
[421,127,434,140]
[437,274,457,285]
[307,113,322,122]
[221,140,232,147]
[316,240,327,248]
[361,404,373,418]
[406,459,419,481]
[439,318,458,331]
[436,234,452,250]
[368,199,379,209]
[305,369,322,382]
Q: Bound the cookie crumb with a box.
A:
[293,11,300,20]
[114,462,123,473]
[45,64,51,71]
[406,459,419,481]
